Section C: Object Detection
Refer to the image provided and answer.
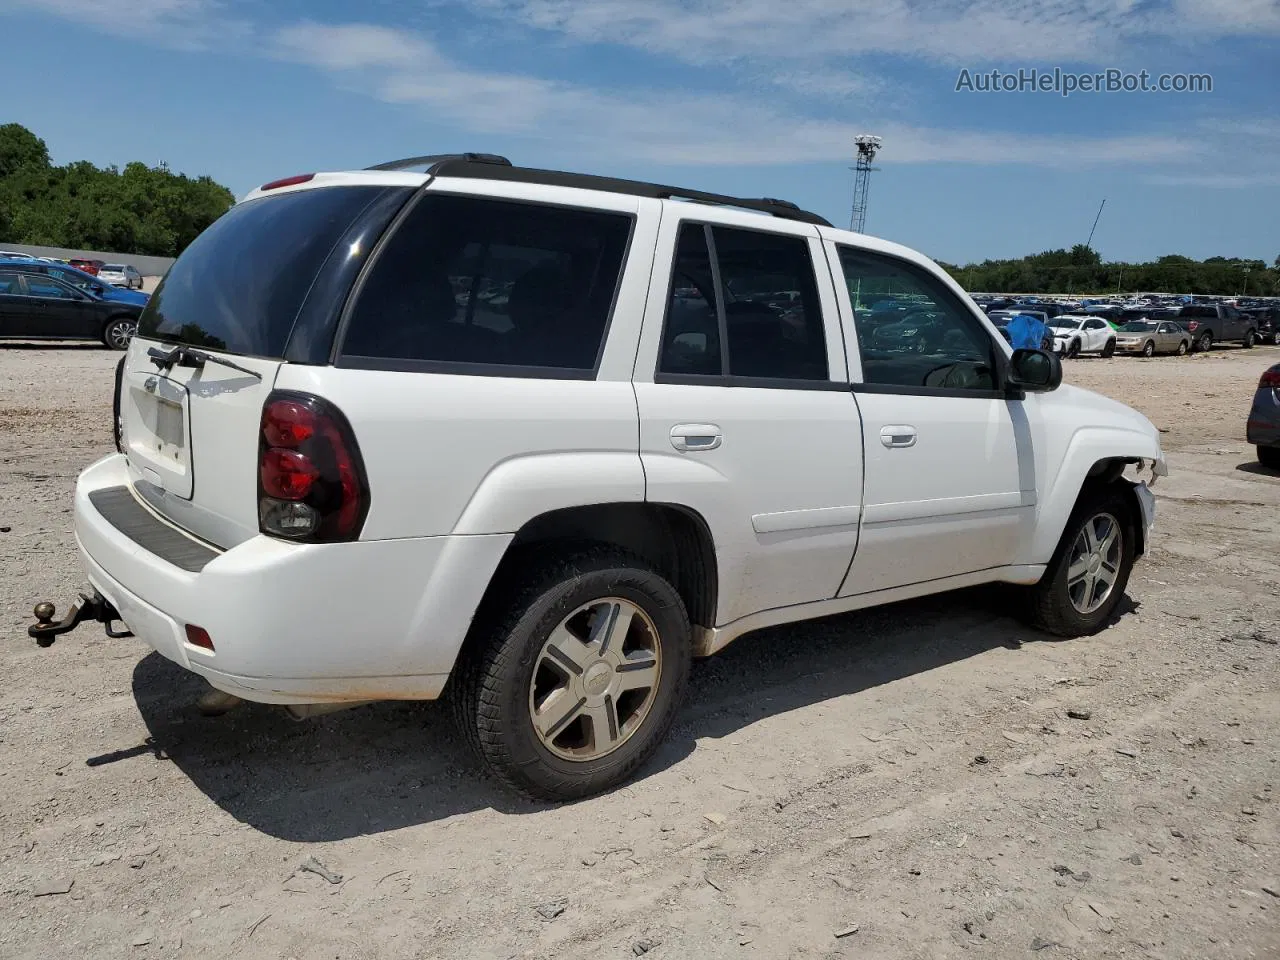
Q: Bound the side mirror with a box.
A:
[1007,348,1062,393]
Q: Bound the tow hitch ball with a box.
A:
[28,593,133,648]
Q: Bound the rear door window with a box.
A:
[139,186,398,357]
[340,193,633,376]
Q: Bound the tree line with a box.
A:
[0,123,235,257]
[939,244,1278,297]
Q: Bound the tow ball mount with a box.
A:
[28,593,134,647]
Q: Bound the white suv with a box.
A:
[33,154,1165,800]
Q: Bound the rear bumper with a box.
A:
[74,454,512,704]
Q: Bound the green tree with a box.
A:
[0,124,234,256]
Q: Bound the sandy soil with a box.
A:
[1,344,1278,960]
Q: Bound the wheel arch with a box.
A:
[492,501,719,630]
[1027,429,1161,564]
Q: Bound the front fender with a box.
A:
[1024,424,1163,564]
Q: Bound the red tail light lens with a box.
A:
[258,392,369,542]
[1260,367,1280,389]
[1185,320,1199,332]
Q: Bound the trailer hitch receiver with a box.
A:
[28,593,133,647]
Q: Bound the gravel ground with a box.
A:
[1,343,1278,960]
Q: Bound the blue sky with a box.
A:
[2,0,1277,265]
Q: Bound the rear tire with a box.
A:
[1243,330,1256,349]
[1196,332,1213,353]
[1259,446,1280,470]
[451,547,692,801]
[102,316,137,350]
[1101,338,1116,358]
[1176,340,1189,356]
[1142,340,1155,358]
[1024,485,1137,638]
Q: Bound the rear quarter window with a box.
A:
[138,186,399,358]
[339,193,633,376]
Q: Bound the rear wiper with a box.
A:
[147,344,263,380]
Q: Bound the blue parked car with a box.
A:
[0,258,149,306]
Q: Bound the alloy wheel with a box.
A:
[1066,512,1122,615]
[528,597,662,762]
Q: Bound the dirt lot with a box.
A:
[1,345,1278,960]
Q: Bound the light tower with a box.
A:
[849,135,882,233]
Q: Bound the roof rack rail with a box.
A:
[425,157,831,227]
[365,153,512,172]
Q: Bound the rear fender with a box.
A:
[451,452,646,535]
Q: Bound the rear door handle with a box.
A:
[880,425,917,448]
[671,423,722,452]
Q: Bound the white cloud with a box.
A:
[0,0,245,46]
[269,21,1202,168]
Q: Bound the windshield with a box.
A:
[1120,321,1156,332]
[139,186,392,357]
[1049,318,1081,329]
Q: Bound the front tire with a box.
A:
[1067,340,1081,359]
[1025,485,1137,637]
[1259,446,1280,470]
[1142,340,1155,358]
[452,548,691,801]
[102,316,137,350]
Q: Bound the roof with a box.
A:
[361,153,832,227]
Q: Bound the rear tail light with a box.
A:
[1260,368,1280,389]
[1185,320,1199,332]
[258,391,369,542]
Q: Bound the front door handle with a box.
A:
[671,423,722,452]
[880,425,917,448]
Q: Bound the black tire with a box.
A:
[1141,340,1155,358]
[102,316,137,350]
[1196,332,1213,353]
[1259,446,1280,470]
[1067,340,1081,359]
[1243,329,1256,349]
[1101,338,1116,358]
[1176,340,1189,356]
[451,547,692,801]
[1024,484,1137,638]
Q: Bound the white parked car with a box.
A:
[1049,314,1118,358]
[31,155,1166,800]
[98,263,144,289]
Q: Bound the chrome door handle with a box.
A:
[880,425,917,448]
[670,423,722,452]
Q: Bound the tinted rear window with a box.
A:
[1180,305,1217,319]
[138,186,391,357]
[340,193,632,375]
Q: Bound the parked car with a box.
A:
[1248,362,1280,469]
[1242,306,1279,345]
[1114,319,1191,357]
[29,155,1165,800]
[0,269,142,348]
[1049,315,1118,358]
[68,258,106,275]
[98,263,144,289]
[1176,303,1258,352]
[0,258,149,306]
[987,309,1055,350]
